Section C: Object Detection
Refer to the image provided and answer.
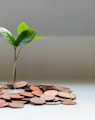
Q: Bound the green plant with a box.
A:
[0,22,42,87]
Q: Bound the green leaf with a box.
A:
[0,27,16,46]
[16,30,36,46]
[17,22,29,35]
[33,35,43,40]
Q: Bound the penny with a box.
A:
[14,81,28,88]
[53,97,60,102]
[30,97,45,105]
[0,99,6,103]
[0,99,9,108]
[44,90,58,96]
[1,89,8,94]
[58,92,76,99]
[1,93,11,100]
[20,91,33,97]
[32,90,43,97]
[41,94,55,101]
[39,84,55,91]
[9,102,24,108]
[29,85,40,91]
[62,99,77,105]
[54,86,71,93]
[0,85,2,89]
[10,94,24,99]
[0,102,9,108]
[46,101,61,105]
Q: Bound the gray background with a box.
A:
[0,0,95,81]
[0,0,95,36]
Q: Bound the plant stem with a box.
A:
[12,47,17,88]
[12,46,22,88]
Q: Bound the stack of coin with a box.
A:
[0,81,77,108]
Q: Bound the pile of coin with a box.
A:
[0,81,77,108]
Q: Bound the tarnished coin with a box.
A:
[58,92,76,99]
[0,99,9,108]
[30,97,45,105]
[10,94,24,99]
[9,102,24,108]
[20,91,33,97]
[46,101,61,105]
[62,99,77,105]
[14,81,28,88]
[44,90,58,96]
[41,94,55,101]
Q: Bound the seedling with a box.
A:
[0,22,42,88]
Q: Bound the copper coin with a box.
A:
[9,102,24,108]
[0,85,2,89]
[14,81,28,88]
[58,97,71,102]
[20,91,33,97]
[0,99,9,108]
[32,90,43,97]
[53,97,60,102]
[29,85,40,91]
[30,97,45,105]
[41,94,55,101]
[0,99,6,103]
[46,101,61,105]
[1,93,11,100]
[1,89,8,94]
[62,99,77,105]
[54,86,71,93]
[58,92,76,99]
[10,94,24,99]
[44,90,58,96]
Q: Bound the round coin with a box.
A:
[0,99,9,108]
[1,93,11,100]
[44,90,58,96]
[29,85,40,91]
[10,94,24,99]
[58,92,76,99]
[20,91,33,97]
[30,97,45,105]
[9,102,24,108]
[62,99,77,105]
[32,90,43,97]
[41,94,55,101]
[14,81,28,88]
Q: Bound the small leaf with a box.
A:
[0,27,16,46]
[17,22,29,35]
[16,30,36,46]
[33,35,43,40]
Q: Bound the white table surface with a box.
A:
[0,82,95,120]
